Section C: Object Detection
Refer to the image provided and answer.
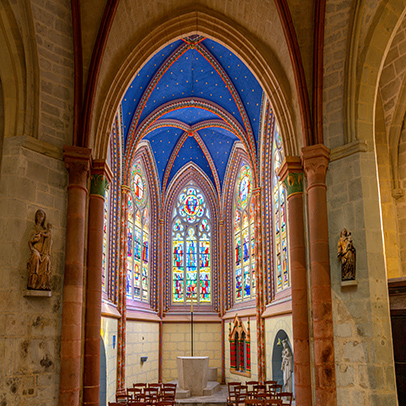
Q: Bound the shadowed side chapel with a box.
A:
[1,1,406,406]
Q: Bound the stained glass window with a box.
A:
[234,164,255,302]
[272,124,289,292]
[172,185,211,304]
[127,162,150,301]
[102,186,110,292]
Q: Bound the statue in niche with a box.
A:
[337,228,356,281]
[281,339,293,393]
[27,209,52,290]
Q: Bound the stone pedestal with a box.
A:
[177,356,209,396]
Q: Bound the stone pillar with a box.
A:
[253,187,265,382]
[83,160,112,406]
[59,146,91,406]
[219,219,226,384]
[279,157,312,406]
[158,217,164,383]
[302,144,337,406]
[117,185,130,390]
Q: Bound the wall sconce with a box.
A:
[141,356,148,363]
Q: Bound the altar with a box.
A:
[177,356,209,396]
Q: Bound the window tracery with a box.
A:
[126,162,150,301]
[272,125,289,292]
[172,185,211,304]
[234,164,256,302]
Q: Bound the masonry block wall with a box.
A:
[102,317,118,404]
[396,126,406,272]
[126,321,159,386]
[162,322,221,383]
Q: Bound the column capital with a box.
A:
[301,144,330,188]
[90,160,113,198]
[121,184,131,194]
[63,145,92,189]
[279,156,304,197]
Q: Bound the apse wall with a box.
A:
[125,320,159,386]
[162,322,221,383]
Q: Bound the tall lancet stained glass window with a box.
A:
[126,162,150,301]
[102,186,110,293]
[234,164,256,302]
[272,124,289,292]
[172,185,211,304]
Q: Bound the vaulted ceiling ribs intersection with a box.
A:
[121,35,263,196]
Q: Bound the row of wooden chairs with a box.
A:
[227,381,292,406]
[110,383,177,406]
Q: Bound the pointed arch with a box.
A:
[163,162,220,313]
[131,141,161,311]
[222,143,249,310]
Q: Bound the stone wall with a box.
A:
[224,317,257,383]
[126,320,159,386]
[102,316,118,404]
[162,322,221,383]
[0,137,67,406]
[396,125,406,273]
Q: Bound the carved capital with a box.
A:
[301,144,330,188]
[279,156,304,197]
[63,145,92,189]
[121,184,131,195]
[90,160,113,198]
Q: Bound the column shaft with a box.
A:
[83,161,112,406]
[302,144,337,406]
[280,157,312,406]
[59,146,91,406]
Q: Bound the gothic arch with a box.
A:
[162,162,220,313]
[92,9,298,164]
[221,143,249,310]
[131,141,161,311]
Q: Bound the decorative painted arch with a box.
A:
[221,142,250,310]
[124,98,257,185]
[162,162,220,313]
[94,10,298,167]
[130,141,161,311]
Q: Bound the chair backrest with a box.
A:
[253,384,267,394]
[228,382,242,395]
[276,392,292,406]
[128,387,143,400]
[149,383,162,389]
[162,383,177,389]
[268,384,282,394]
[262,399,282,406]
[244,398,263,406]
[133,383,147,389]
[116,393,131,402]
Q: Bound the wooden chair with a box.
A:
[227,382,242,406]
[246,381,259,397]
[108,403,124,406]
[235,385,248,406]
[162,383,177,389]
[275,392,293,406]
[128,387,143,400]
[128,402,149,406]
[244,398,263,406]
[116,393,131,403]
[264,381,277,393]
[157,401,175,406]
[268,384,282,394]
[144,387,159,404]
[253,384,267,396]
[133,383,147,391]
[262,399,282,406]
[149,383,162,389]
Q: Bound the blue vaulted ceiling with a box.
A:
[121,36,263,194]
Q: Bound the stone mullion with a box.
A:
[59,146,91,406]
[117,185,130,390]
[302,145,337,406]
[83,160,112,406]
[279,157,312,406]
[253,187,265,382]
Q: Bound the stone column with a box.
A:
[83,160,112,406]
[59,146,91,406]
[117,185,130,390]
[279,157,312,406]
[302,144,337,406]
[219,219,226,384]
[158,217,164,383]
[253,187,265,382]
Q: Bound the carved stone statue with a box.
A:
[337,228,356,281]
[281,339,293,393]
[27,209,52,290]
